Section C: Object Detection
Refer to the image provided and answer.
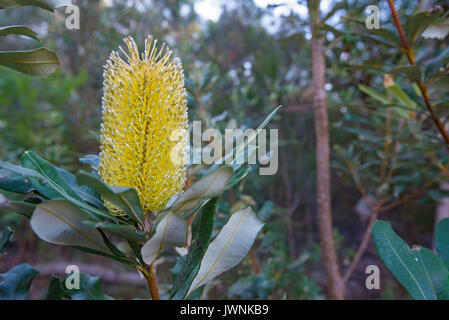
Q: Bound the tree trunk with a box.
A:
[308,0,345,300]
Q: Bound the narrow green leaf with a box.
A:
[0,48,58,77]
[170,197,217,299]
[226,165,251,190]
[359,84,391,104]
[56,169,104,209]
[0,0,71,11]
[0,194,35,218]
[213,106,281,168]
[0,25,38,40]
[18,151,114,221]
[387,65,422,83]
[387,84,417,115]
[76,171,144,224]
[97,229,127,258]
[79,155,99,171]
[71,245,135,265]
[0,169,34,194]
[372,220,437,300]
[83,221,146,243]
[412,246,449,300]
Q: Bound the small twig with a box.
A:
[379,181,434,213]
[343,208,379,283]
[387,0,449,148]
[343,181,432,283]
[387,0,414,64]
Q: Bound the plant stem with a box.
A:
[138,264,160,300]
[249,248,262,274]
[343,209,379,283]
[387,0,449,148]
[147,263,160,300]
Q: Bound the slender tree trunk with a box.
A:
[308,0,345,300]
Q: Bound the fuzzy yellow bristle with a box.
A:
[99,35,188,214]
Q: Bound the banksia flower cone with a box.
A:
[99,36,188,214]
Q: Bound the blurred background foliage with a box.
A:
[0,0,448,299]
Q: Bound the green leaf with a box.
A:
[76,171,144,224]
[344,17,400,47]
[0,0,71,11]
[16,151,114,221]
[0,194,35,218]
[216,106,281,167]
[359,84,391,104]
[71,245,135,265]
[30,200,110,253]
[45,272,113,300]
[412,246,449,300]
[79,155,99,171]
[372,220,438,300]
[0,169,34,194]
[226,165,251,190]
[63,273,112,300]
[141,212,187,265]
[0,158,45,180]
[405,11,443,46]
[0,226,13,254]
[21,151,80,200]
[387,65,422,83]
[127,239,145,266]
[28,178,59,199]
[185,207,264,298]
[425,46,449,82]
[0,25,38,40]
[0,264,38,299]
[436,218,449,270]
[171,166,234,215]
[56,169,104,209]
[96,229,127,258]
[0,48,58,77]
[83,221,146,243]
[44,276,66,300]
[170,197,217,299]
[386,84,417,116]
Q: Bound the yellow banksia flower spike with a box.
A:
[99,35,188,215]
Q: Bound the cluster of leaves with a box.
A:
[0,68,88,164]
[330,6,449,210]
[0,226,111,300]
[325,3,449,299]
[0,0,73,76]
[0,108,279,299]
